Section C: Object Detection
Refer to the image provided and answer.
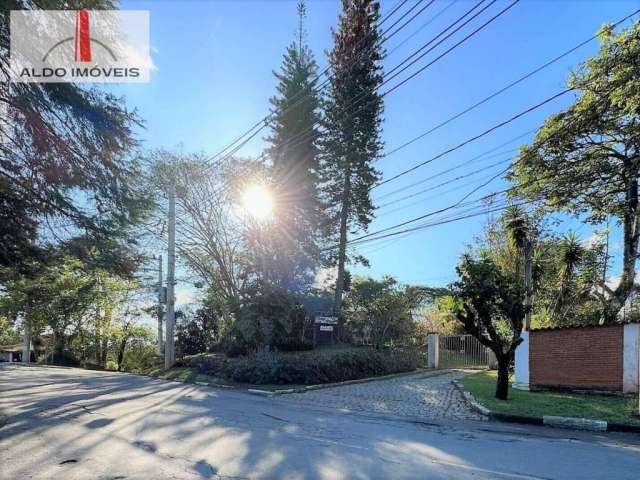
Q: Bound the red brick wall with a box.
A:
[529,325,623,392]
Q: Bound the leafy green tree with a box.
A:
[111,321,154,372]
[509,21,640,321]
[149,151,260,315]
[343,276,427,349]
[451,254,526,400]
[176,305,220,357]
[0,0,150,273]
[483,208,607,327]
[417,295,464,335]
[0,252,144,366]
[264,1,323,291]
[530,231,606,327]
[0,316,20,345]
[320,0,385,315]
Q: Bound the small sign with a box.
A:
[319,325,334,332]
[315,316,338,324]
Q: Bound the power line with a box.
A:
[374,88,572,189]
[374,128,534,200]
[346,164,512,248]
[200,5,639,185]
[376,156,512,209]
[199,0,421,169]
[383,0,437,43]
[380,7,640,161]
[351,200,531,249]
[269,0,510,160]
[375,167,510,219]
[345,152,615,251]
[383,0,518,96]
[382,0,498,84]
[386,0,457,56]
[256,3,639,174]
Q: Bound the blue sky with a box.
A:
[114,0,638,292]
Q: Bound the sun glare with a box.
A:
[241,184,274,220]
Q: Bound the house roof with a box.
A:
[0,343,23,353]
[530,319,640,332]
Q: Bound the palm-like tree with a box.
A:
[553,232,585,318]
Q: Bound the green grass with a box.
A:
[460,371,640,427]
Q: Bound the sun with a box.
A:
[241,184,274,220]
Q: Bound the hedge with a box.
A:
[228,347,421,385]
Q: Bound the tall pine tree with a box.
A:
[263,1,323,291]
[320,0,384,314]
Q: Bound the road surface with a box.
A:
[1,365,639,479]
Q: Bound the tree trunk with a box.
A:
[606,172,639,322]
[116,337,128,372]
[53,331,65,364]
[495,356,510,400]
[333,171,351,316]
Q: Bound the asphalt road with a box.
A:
[1,365,639,480]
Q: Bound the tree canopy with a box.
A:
[0,0,150,274]
[263,0,324,291]
[509,21,640,321]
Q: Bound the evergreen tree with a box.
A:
[263,1,323,291]
[320,0,384,314]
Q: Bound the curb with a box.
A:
[452,380,640,433]
[452,379,491,418]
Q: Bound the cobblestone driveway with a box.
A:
[280,370,484,421]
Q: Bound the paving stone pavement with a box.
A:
[280,370,485,421]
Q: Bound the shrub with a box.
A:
[228,347,421,385]
[273,337,313,352]
[120,343,159,372]
[182,352,230,374]
[176,303,223,358]
[221,286,312,355]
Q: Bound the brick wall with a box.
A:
[529,325,623,392]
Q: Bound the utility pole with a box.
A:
[514,233,533,390]
[523,237,533,331]
[165,182,176,369]
[157,254,164,355]
[22,319,30,364]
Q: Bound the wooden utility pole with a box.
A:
[523,237,533,331]
[165,182,176,369]
[157,254,164,354]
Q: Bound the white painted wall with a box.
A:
[513,331,530,390]
[623,323,639,394]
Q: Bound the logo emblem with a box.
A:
[10,10,151,83]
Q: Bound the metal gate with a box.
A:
[438,334,491,368]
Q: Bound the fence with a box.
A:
[427,334,494,369]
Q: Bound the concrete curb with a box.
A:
[452,379,640,433]
[451,379,491,418]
